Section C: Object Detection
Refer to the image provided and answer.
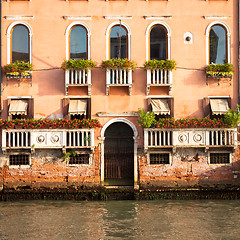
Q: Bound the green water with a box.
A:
[0,200,239,240]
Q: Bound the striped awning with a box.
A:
[69,99,87,116]
[210,98,229,115]
[151,99,170,115]
[9,99,28,115]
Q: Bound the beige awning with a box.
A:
[151,99,170,115]
[69,99,87,116]
[210,98,229,115]
[9,99,28,115]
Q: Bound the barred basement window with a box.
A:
[9,154,29,166]
[210,153,230,164]
[150,153,170,164]
[69,154,89,165]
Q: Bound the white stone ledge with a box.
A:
[97,112,138,117]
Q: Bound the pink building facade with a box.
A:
[0,0,239,189]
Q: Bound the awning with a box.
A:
[69,99,87,116]
[151,99,170,115]
[9,99,28,115]
[210,98,229,115]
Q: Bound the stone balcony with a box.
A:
[106,68,133,95]
[146,69,173,95]
[144,128,238,151]
[2,129,94,152]
[65,69,91,95]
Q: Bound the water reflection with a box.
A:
[0,200,240,239]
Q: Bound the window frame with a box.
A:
[208,151,232,165]
[146,21,171,61]
[65,22,91,60]
[206,21,230,65]
[147,151,172,165]
[8,153,31,169]
[67,151,92,166]
[7,21,32,64]
[106,21,131,60]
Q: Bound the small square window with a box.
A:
[149,153,170,164]
[69,153,90,165]
[209,153,230,164]
[9,154,30,166]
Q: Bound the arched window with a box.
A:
[110,25,128,59]
[70,25,87,59]
[11,25,29,63]
[150,25,167,60]
[209,24,227,64]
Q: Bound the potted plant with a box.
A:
[101,58,137,72]
[205,63,234,78]
[143,59,177,71]
[2,61,33,79]
[61,59,96,71]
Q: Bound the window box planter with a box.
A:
[6,71,32,79]
[61,59,96,95]
[101,58,136,95]
[143,60,176,95]
[205,63,234,84]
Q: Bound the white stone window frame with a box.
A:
[147,151,172,166]
[65,21,91,60]
[205,21,231,65]
[67,150,93,167]
[8,153,31,169]
[145,21,171,61]
[208,151,232,165]
[105,21,131,60]
[7,21,33,64]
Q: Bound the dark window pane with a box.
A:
[70,26,87,59]
[110,26,127,59]
[10,155,29,166]
[12,25,29,62]
[210,153,230,164]
[210,25,227,64]
[150,26,167,60]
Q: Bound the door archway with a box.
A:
[100,118,138,187]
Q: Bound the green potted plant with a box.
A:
[61,59,96,71]
[224,105,240,127]
[101,58,137,72]
[143,59,177,71]
[2,61,33,79]
[205,63,234,78]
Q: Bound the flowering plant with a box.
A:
[2,61,33,77]
[154,118,231,129]
[0,118,102,129]
[61,59,96,71]
[101,58,136,72]
[143,59,177,71]
[205,63,234,78]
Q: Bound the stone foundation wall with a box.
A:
[0,147,101,189]
[138,147,240,189]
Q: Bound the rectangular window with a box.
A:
[149,153,170,164]
[69,153,89,165]
[209,153,230,164]
[9,154,30,166]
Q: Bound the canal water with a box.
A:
[0,200,240,240]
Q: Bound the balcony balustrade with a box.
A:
[146,69,173,95]
[65,69,91,95]
[106,68,132,95]
[2,129,94,152]
[144,128,237,150]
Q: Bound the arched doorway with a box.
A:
[104,122,134,186]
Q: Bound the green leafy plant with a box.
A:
[61,59,96,71]
[2,61,33,77]
[205,63,234,78]
[101,58,137,72]
[138,108,156,128]
[224,105,240,127]
[63,150,76,161]
[143,59,177,71]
